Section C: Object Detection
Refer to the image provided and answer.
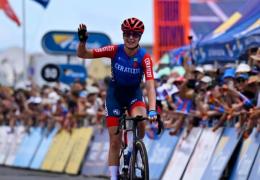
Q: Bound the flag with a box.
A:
[0,0,20,26]
[32,0,50,8]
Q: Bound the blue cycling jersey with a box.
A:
[111,44,146,86]
[93,44,154,87]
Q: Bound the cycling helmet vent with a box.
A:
[121,17,144,34]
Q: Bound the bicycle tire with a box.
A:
[129,140,149,180]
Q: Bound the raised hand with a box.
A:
[78,24,88,43]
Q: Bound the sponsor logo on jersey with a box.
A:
[113,109,120,116]
[133,58,138,68]
[115,63,140,74]
[144,58,152,78]
[94,45,114,53]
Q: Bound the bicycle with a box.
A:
[115,110,163,180]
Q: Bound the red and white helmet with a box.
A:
[121,17,145,34]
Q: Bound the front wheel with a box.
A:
[129,140,149,180]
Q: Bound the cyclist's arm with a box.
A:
[142,54,156,111]
[77,44,117,59]
[77,42,94,58]
[146,79,156,111]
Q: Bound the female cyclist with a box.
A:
[77,17,157,180]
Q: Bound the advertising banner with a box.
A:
[30,127,59,169]
[202,128,241,180]
[5,126,26,166]
[162,128,202,180]
[13,127,43,167]
[50,130,73,172]
[183,128,223,180]
[0,126,11,164]
[248,143,260,180]
[143,133,156,154]
[58,64,87,85]
[149,129,180,180]
[41,130,68,170]
[82,128,109,177]
[42,31,111,55]
[65,127,93,174]
[230,128,260,180]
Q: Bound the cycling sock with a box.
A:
[109,166,119,180]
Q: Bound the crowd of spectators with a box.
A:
[155,47,260,139]
[0,78,109,135]
[0,47,260,139]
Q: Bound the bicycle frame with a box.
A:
[115,111,163,180]
[117,114,145,173]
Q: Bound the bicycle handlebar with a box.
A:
[115,114,164,135]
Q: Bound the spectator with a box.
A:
[85,86,104,125]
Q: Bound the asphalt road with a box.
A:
[0,166,109,180]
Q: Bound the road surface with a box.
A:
[0,166,109,180]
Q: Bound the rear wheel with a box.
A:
[129,140,149,180]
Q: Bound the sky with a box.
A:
[0,0,153,53]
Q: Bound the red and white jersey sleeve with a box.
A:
[92,45,118,59]
[141,54,154,81]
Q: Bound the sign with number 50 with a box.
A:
[41,64,60,82]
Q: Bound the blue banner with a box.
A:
[42,31,111,55]
[14,127,43,168]
[196,32,260,64]
[30,128,58,169]
[163,128,202,180]
[196,42,235,64]
[230,129,260,180]
[248,144,260,180]
[202,128,241,180]
[149,129,180,180]
[143,134,156,155]
[82,128,109,176]
[183,128,223,180]
[195,10,260,64]
[58,64,87,85]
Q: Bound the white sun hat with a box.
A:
[87,86,99,94]
[236,63,251,73]
[194,66,204,74]
[203,64,216,72]
[48,91,60,104]
[27,96,42,104]
[200,76,212,83]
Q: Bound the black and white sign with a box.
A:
[41,64,60,82]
